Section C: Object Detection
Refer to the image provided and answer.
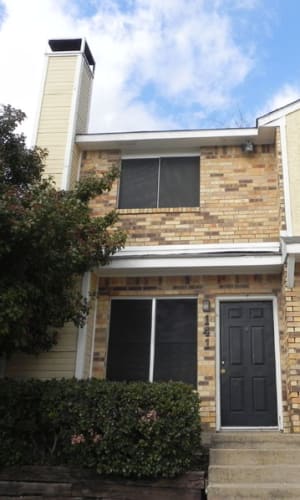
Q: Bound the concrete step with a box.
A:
[210,432,300,448]
[207,483,300,499]
[210,447,300,465]
[207,433,300,499]
[209,431,300,448]
[209,464,300,484]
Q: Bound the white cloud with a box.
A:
[260,83,300,116]
[0,0,257,140]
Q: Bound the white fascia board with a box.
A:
[279,117,293,235]
[257,99,300,126]
[78,128,258,143]
[116,242,280,258]
[97,255,283,277]
[76,127,277,153]
[76,127,269,152]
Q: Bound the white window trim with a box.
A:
[149,299,157,382]
[88,277,99,378]
[215,295,283,431]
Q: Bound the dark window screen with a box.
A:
[107,300,152,381]
[154,299,197,387]
[159,157,199,207]
[118,159,158,208]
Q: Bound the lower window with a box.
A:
[106,298,197,387]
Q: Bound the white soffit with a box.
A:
[76,127,275,154]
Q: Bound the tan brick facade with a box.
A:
[81,144,282,246]
[92,273,288,432]
[282,263,300,432]
[80,136,300,433]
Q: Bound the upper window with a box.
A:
[106,298,197,387]
[118,156,200,209]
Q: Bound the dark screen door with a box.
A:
[220,301,278,427]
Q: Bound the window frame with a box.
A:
[106,296,198,386]
[118,154,200,209]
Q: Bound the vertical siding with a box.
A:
[286,111,300,234]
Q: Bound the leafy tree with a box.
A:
[0,105,126,356]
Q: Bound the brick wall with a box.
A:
[91,273,286,432]
[275,127,287,232]
[81,144,282,246]
[283,263,300,432]
[80,135,292,432]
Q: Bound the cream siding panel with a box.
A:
[35,55,78,182]
[5,323,78,380]
[76,63,93,133]
[286,111,300,234]
[69,145,81,188]
[37,133,69,148]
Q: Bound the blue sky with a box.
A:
[0,0,299,141]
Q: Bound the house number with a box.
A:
[204,314,210,350]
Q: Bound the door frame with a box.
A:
[215,295,283,431]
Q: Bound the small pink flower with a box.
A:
[71,433,86,445]
[92,433,102,443]
[140,409,158,423]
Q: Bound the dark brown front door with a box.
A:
[220,300,278,427]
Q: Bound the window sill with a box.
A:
[117,207,201,214]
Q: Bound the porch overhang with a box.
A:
[97,242,282,277]
[76,126,275,155]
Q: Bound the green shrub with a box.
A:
[0,378,202,477]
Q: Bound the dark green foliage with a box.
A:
[0,379,202,478]
[0,105,45,187]
[0,105,126,355]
